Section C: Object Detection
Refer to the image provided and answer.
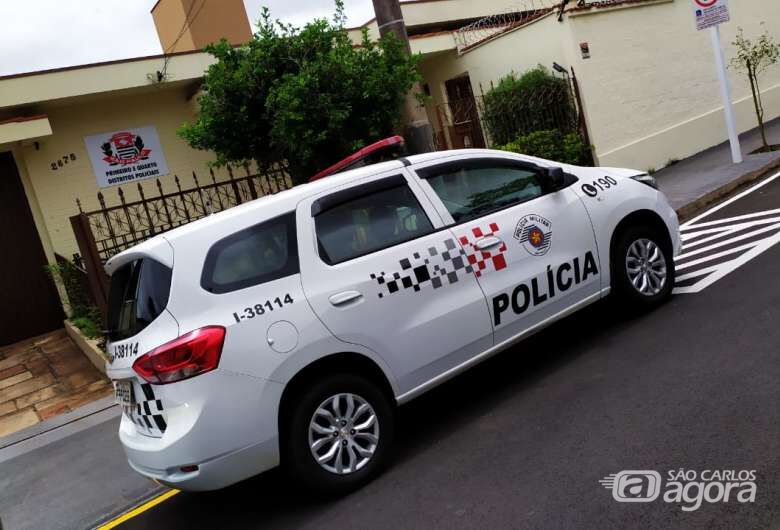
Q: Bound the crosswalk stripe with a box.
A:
[681,172,780,227]
[673,173,780,294]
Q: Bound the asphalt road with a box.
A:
[107,173,780,528]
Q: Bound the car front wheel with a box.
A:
[612,225,675,307]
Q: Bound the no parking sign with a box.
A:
[692,0,730,31]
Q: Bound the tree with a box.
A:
[178,1,421,184]
[731,26,780,152]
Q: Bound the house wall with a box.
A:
[567,0,780,170]
[346,0,525,44]
[416,0,780,171]
[418,13,565,144]
[14,86,223,260]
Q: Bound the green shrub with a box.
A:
[71,312,102,340]
[500,129,592,166]
[46,260,104,340]
[482,66,578,146]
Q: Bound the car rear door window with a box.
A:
[108,258,172,341]
[314,178,434,265]
[201,212,299,294]
[419,160,544,224]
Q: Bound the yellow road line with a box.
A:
[96,489,180,530]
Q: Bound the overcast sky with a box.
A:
[0,0,376,76]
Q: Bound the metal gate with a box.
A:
[70,164,290,317]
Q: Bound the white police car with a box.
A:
[105,149,680,493]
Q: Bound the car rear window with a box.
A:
[201,212,299,294]
[108,258,172,342]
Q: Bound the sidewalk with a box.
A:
[0,329,113,438]
[2,122,780,530]
[656,117,780,214]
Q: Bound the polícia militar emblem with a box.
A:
[514,214,552,256]
[100,132,151,166]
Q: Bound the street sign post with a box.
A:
[693,0,743,164]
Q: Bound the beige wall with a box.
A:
[16,86,225,260]
[565,0,780,170]
[416,0,780,171]
[418,13,565,143]
[347,0,533,44]
[0,117,52,144]
[152,0,196,53]
[152,0,251,53]
[0,52,214,110]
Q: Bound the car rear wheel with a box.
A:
[283,373,394,494]
[612,225,675,307]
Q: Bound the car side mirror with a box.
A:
[545,167,565,190]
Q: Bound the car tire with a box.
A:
[283,373,395,495]
[611,225,675,308]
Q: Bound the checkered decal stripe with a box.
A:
[459,223,508,278]
[123,383,167,435]
[370,222,508,297]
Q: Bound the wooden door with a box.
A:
[0,152,64,345]
[444,75,486,149]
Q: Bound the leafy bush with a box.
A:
[179,1,420,184]
[71,310,103,340]
[482,66,578,146]
[499,129,592,166]
[46,260,103,340]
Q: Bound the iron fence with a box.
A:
[434,86,578,150]
[477,78,580,147]
[74,164,290,264]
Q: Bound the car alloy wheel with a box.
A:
[625,238,667,296]
[308,393,380,475]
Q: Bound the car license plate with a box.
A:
[114,380,135,406]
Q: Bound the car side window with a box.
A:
[201,212,298,294]
[419,160,544,224]
[314,179,434,265]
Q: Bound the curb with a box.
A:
[90,485,169,530]
[675,157,780,222]
[64,319,109,375]
[0,396,116,451]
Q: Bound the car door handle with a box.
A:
[329,291,363,307]
[475,236,503,251]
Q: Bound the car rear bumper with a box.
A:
[117,369,284,491]
[126,435,279,491]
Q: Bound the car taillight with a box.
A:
[133,326,225,384]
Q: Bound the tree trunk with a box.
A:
[747,63,769,150]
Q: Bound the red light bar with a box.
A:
[309,135,405,182]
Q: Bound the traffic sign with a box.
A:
[690,0,741,164]
[692,0,730,31]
